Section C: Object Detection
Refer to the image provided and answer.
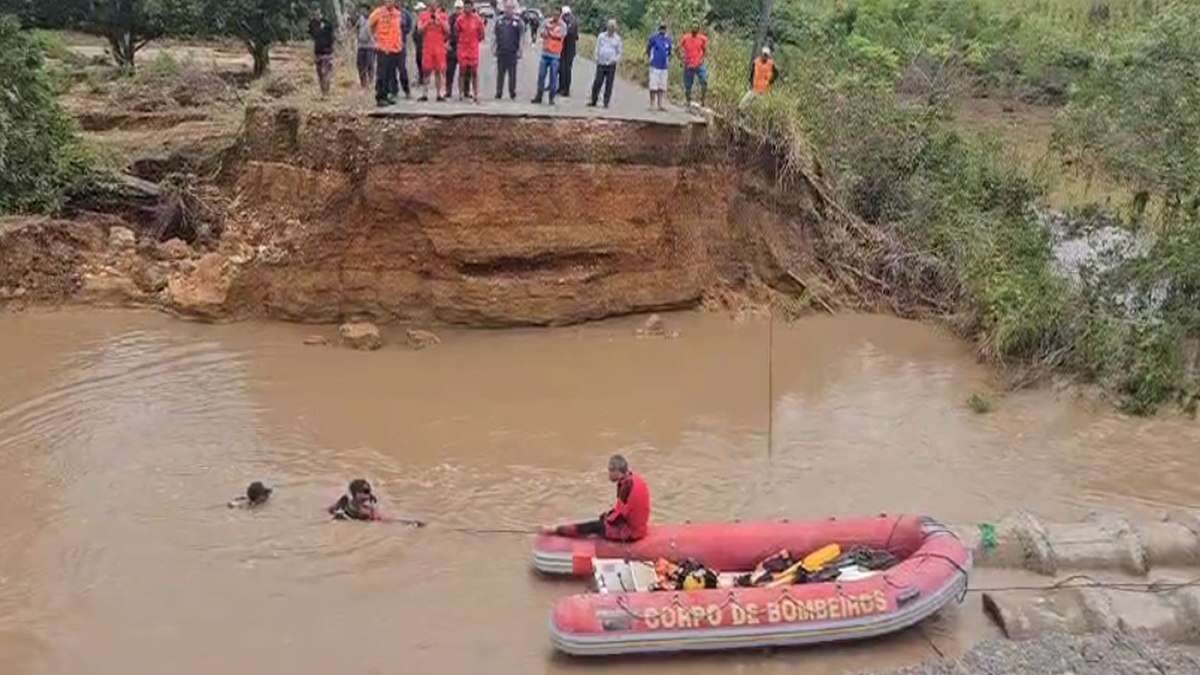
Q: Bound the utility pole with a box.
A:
[751,0,776,63]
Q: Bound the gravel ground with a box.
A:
[870,633,1200,675]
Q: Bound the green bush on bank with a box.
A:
[0,15,93,215]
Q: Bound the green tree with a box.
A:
[0,16,92,214]
[69,0,198,70]
[1054,2,1200,221]
[204,0,311,77]
[643,0,709,32]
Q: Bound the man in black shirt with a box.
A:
[308,10,337,98]
[556,5,579,96]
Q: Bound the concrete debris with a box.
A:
[404,328,440,350]
[868,632,1200,675]
[636,313,680,339]
[108,226,137,250]
[338,322,383,351]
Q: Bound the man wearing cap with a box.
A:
[556,5,579,97]
[645,22,673,111]
[454,0,486,102]
[445,0,464,98]
[739,46,779,109]
[493,0,524,100]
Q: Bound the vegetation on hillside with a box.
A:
[0,16,93,214]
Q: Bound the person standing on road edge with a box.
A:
[369,0,406,106]
[531,9,565,104]
[679,22,709,107]
[454,0,486,102]
[494,0,524,100]
[646,23,672,111]
[445,0,464,98]
[526,8,540,44]
[587,19,622,109]
[417,0,451,101]
[556,5,579,97]
[308,8,336,98]
[739,46,779,110]
[413,1,427,82]
[353,3,376,89]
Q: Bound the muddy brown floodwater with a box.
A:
[2,309,1198,675]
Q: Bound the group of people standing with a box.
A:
[355,0,491,105]
[310,1,780,112]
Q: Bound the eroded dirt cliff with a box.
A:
[2,105,857,326]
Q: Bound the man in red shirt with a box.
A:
[454,0,486,102]
[417,0,452,101]
[543,455,651,542]
[679,22,709,107]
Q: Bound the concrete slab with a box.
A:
[367,35,701,127]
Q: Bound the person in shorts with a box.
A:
[454,0,486,102]
[645,23,672,111]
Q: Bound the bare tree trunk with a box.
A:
[251,41,271,78]
[108,30,136,70]
[751,0,775,61]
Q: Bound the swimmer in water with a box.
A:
[228,481,273,509]
[328,478,381,521]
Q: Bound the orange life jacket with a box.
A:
[753,57,775,93]
[369,6,404,54]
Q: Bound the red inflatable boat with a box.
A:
[536,515,971,655]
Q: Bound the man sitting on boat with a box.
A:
[543,454,651,541]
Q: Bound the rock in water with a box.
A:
[405,328,441,350]
[303,335,330,346]
[636,313,679,338]
[338,322,383,351]
[108,226,136,250]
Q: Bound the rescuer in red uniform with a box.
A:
[544,454,651,541]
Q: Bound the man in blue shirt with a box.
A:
[645,23,672,111]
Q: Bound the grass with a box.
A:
[967,392,995,414]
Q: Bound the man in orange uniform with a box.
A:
[739,46,779,110]
[542,454,652,542]
[417,0,451,101]
[454,0,486,102]
[369,0,407,106]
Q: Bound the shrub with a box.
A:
[0,16,94,214]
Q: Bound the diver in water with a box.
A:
[329,478,381,521]
[228,481,273,509]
